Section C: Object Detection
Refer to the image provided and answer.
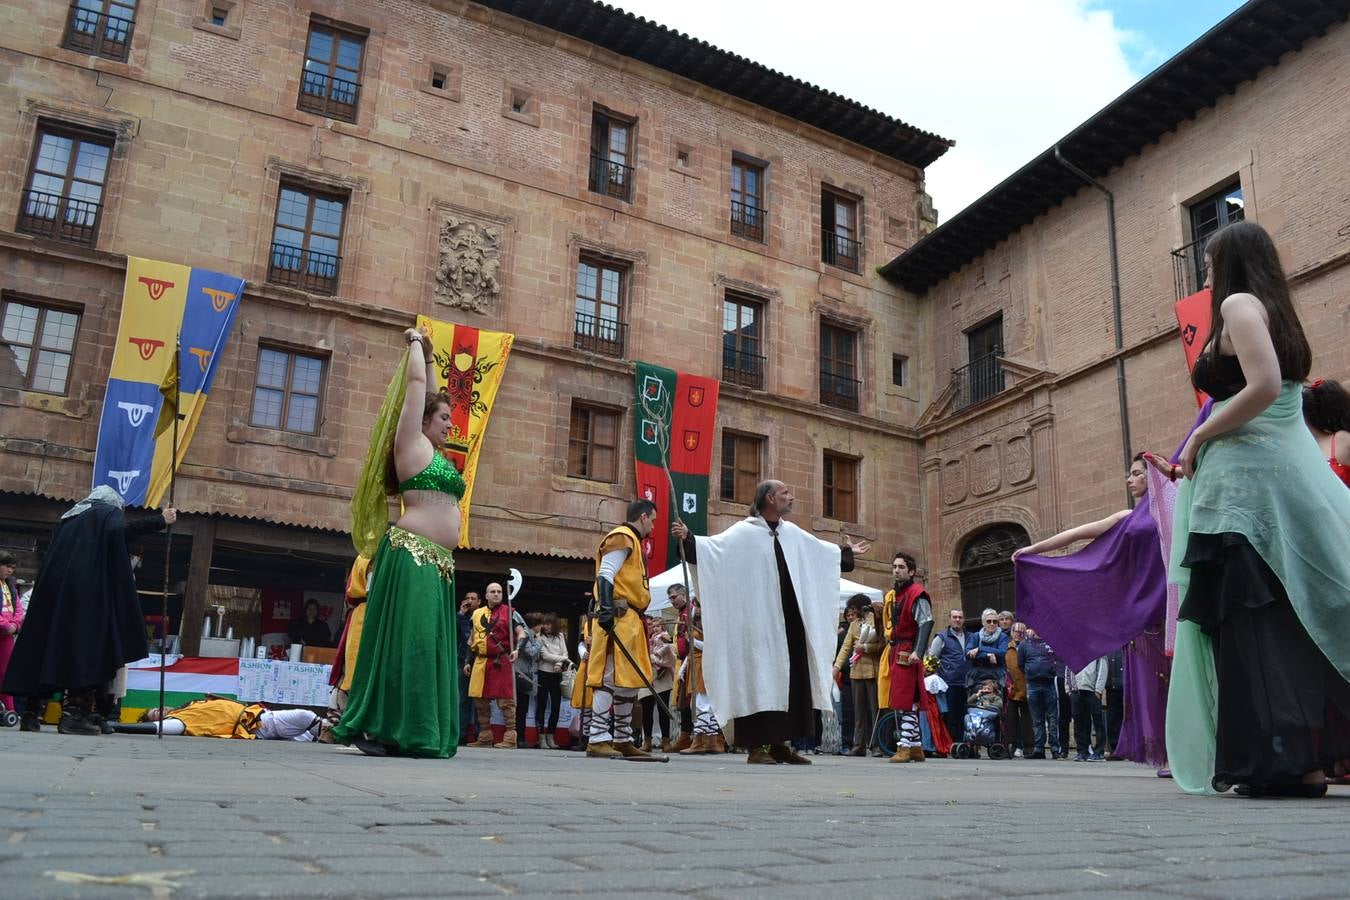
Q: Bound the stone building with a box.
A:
[0,0,949,649]
[881,0,1350,617]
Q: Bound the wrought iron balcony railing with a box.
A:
[573,310,627,358]
[62,4,134,61]
[820,369,861,412]
[1170,234,1210,301]
[730,199,765,242]
[952,352,1006,411]
[721,345,765,389]
[297,70,361,122]
[268,241,342,295]
[17,189,102,246]
[588,154,634,202]
[821,228,861,272]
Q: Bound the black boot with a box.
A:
[58,709,100,736]
[19,711,41,732]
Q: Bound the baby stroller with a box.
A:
[949,668,1010,759]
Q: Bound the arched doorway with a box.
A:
[958,524,1030,621]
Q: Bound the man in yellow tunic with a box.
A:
[143,698,320,740]
[585,499,657,759]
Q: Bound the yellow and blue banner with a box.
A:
[415,315,513,548]
[92,257,244,506]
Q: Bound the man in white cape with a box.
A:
[673,480,870,764]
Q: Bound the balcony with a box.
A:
[268,242,342,295]
[62,4,134,61]
[17,189,102,246]
[1171,235,1209,301]
[820,369,861,412]
[951,352,1006,411]
[573,310,626,358]
[297,71,361,122]
[821,228,861,273]
[588,154,634,202]
[722,345,765,389]
[730,199,765,242]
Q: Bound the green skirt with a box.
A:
[332,527,459,758]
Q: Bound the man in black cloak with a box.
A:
[4,486,176,734]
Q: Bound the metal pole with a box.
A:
[158,334,180,738]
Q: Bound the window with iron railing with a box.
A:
[722,294,765,389]
[951,353,1006,410]
[18,125,113,248]
[589,109,635,202]
[62,0,137,62]
[731,158,765,241]
[268,184,346,295]
[820,321,860,412]
[298,20,365,123]
[1172,181,1243,300]
[574,258,627,357]
[821,187,861,272]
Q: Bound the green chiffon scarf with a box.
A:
[1166,381,1350,794]
[350,351,410,558]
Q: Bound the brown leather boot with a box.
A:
[671,732,694,753]
[710,734,727,754]
[679,734,710,755]
[587,740,623,759]
[615,741,653,759]
[746,746,778,764]
[889,747,911,763]
[641,738,652,753]
[908,746,926,762]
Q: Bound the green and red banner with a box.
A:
[634,361,719,573]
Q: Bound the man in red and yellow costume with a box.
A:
[878,552,937,763]
[585,499,656,759]
[467,582,516,749]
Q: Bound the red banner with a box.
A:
[1174,288,1212,407]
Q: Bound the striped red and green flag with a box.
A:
[123,656,239,715]
[633,361,719,573]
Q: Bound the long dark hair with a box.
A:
[1304,379,1350,434]
[1204,221,1310,382]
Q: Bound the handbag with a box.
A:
[560,666,577,696]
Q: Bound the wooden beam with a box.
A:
[178,518,217,657]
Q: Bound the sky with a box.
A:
[606,0,1246,219]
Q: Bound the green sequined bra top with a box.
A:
[397,451,465,499]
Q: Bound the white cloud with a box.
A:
[608,0,1141,219]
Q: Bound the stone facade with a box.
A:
[914,18,1350,612]
[0,0,932,631]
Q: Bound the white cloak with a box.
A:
[694,516,842,724]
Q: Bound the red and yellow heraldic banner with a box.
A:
[1175,287,1212,407]
[416,315,513,548]
[93,257,244,506]
[633,361,720,574]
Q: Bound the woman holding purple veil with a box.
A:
[1011,416,1208,771]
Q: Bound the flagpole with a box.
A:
[158,333,180,739]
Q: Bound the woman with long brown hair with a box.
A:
[1166,221,1350,797]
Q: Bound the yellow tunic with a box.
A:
[338,556,371,693]
[674,613,706,706]
[585,525,653,690]
[467,605,491,698]
[169,699,265,739]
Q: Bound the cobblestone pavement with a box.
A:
[3,728,1348,899]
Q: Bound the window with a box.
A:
[820,321,859,412]
[956,316,1005,409]
[573,257,627,357]
[567,402,619,482]
[1175,181,1244,297]
[211,6,229,26]
[891,354,908,387]
[719,432,762,504]
[250,346,326,434]
[588,108,635,202]
[823,452,858,522]
[268,183,346,295]
[821,187,861,272]
[721,293,765,389]
[431,70,447,90]
[297,19,366,123]
[731,157,765,241]
[17,124,114,247]
[62,0,137,62]
[0,297,80,394]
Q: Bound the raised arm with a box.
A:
[392,328,434,481]
[1011,509,1130,561]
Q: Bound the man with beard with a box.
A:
[672,480,870,765]
[877,552,936,762]
[467,582,515,748]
